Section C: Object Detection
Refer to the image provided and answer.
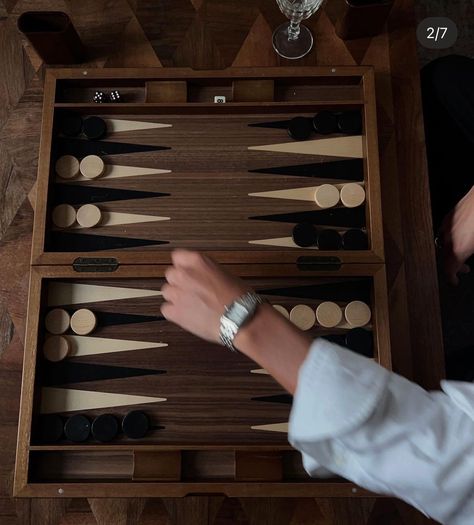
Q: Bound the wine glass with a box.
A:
[273,0,324,60]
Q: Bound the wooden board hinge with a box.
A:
[296,256,341,271]
[73,257,119,272]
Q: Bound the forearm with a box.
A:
[234,303,312,394]
[160,250,312,393]
[289,341,474,524]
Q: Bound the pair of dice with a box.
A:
[93,90,121,103]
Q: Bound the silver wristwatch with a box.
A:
[219,292,263,352]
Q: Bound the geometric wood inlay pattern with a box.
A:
[0,0,444,523]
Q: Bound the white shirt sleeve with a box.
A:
[288,339,474,525]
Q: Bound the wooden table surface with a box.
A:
[0,0,442,523]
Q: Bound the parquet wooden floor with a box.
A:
[0,0,442,523]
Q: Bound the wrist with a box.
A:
[233,303,269,353]
[234,304,312,393]
[234,303,311,359]
[219,291,263,352]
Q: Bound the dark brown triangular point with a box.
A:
[248,120,290,129]
[49,232,168,252]
[249,207,365,228]
[42,362,166,386]
[249,159,363,181]
[94,311,165,327]
[251,394,293,405]
[257,279,371,302]
[52,183,169,205]
[56,137,170,157]
[324,328,373,357]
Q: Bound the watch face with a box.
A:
[230,302,249,325]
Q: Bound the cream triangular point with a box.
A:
[101,212,170,226]
[102,164,171,179]
[73,212,170,228]
[249,237,318,249]
[48,283,162,306]
[105,118,172,132]
[68,335,168,357]
[41,387,166,414]
[251,368,270,375]
[249,186,318,202]
[248,136,363,158]
[251,422,289,433]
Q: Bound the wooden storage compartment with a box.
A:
[234,450,283,481]
[27,448,310,485]
[55,79,146,103]
[273,76,362,103]
[187,79,234,102]
[133,450,181,481]
[233,79,275,102]
[53,71,364,105]
[29,449,134,482]
[145,81,187,103]
[181,450,235,481]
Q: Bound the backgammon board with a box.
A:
[15,67,392,498]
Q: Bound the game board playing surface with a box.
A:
[15,67,391,497]
[47,112,368,254]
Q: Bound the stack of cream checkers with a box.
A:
[43,308,97,362]
[273,300,371,330]
[52,154,107,230]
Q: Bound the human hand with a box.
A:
[439,185,474,285]
[161,250,250,343]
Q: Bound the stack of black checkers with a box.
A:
[37,410,152,443]
[56,113,108,140]
[292,223,368,250]
[288,110,362,141]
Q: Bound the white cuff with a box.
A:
[289,338,390,443]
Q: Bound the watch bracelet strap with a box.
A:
[219,292,264,352]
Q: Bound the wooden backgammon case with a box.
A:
[15,67,392,497]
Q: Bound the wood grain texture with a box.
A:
[0,144,26,238]
[14,266,394,502]
[60,163,172,182]
[248,135,364,158]
[71,211,171,229]
[388,0,444,390]
[145,81,187,102]
[48,282,162,306]
[0,0,442,523]
[249,184,340,207]
[40,387,167,414]
[106,118,172,132]
[0,297,14,358]
[31,70,383,267]
[65,334,168,356]
[250,423,289,433]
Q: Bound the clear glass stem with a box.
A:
[288,15,303,41]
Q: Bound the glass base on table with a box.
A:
[272,22,313,60]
